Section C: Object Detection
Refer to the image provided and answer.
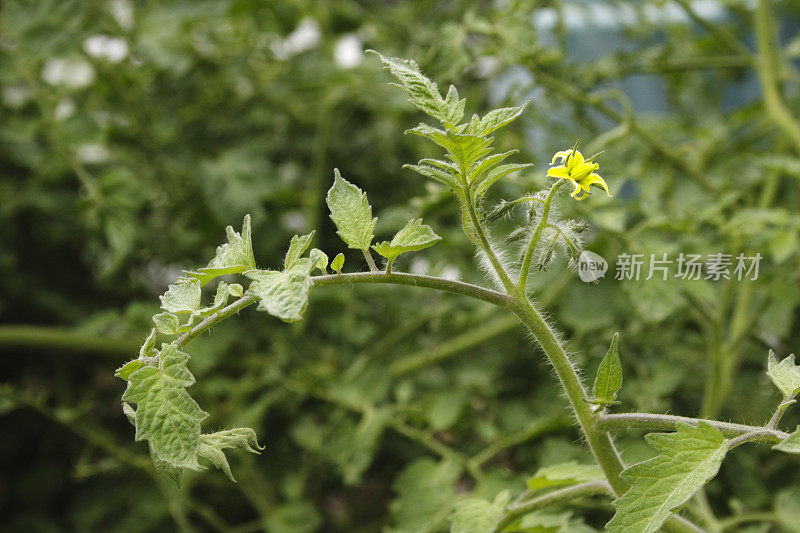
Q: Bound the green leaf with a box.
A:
[187,214,256,285]
[331,253,345,274]
[389,457,462,533]
[403,162,459,189]
[473,163,533,201]
[153,312,179,335]
[767,350,800,399]
[246,262,314,322]
[468,102,528,136]
[607,422,729,533]
[774,426,800,454]
[122,344,208,469]
[517,511,595,532]
[228,283,243,297]
[467,150,517,185]
[159,277,201,314]
[373,219,441,261]
[526,461,604,492]
[309,248,328,273]
[198,427,264,481]
[116,359,146,380]
[285,231,316,270]
[326,169,377,251]
[372,52,463,126]
[449,491,510,533]
[592,332,623,407]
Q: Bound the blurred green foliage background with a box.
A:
[2,0,800,531]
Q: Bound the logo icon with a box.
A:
[577,251,608,283]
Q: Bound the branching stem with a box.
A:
[597,412,789,443]
[518,180,566,292]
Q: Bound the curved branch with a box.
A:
[493,480,613,532]
[312,272,512,307]
[175,272,510,348]
[597,413,789,443]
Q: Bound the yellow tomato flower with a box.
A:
[547,148,611,201]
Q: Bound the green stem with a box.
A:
[509,297,627,494]
[389,270,571,377]
[469,414,570,468]
[718,512,776,531]
[0,325,139,355]
[518,180,566,292]
[510,298,703,533]
[754,0,800,154]
[312,272,511,307]
[464,194,517,293]
[597,413,789,443]
[362,249,379,271]
[389,315,518,376]
[493,480,613,532]
[175,296,257,347]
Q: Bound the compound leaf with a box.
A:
[767,350,800,399]
[449,491,510,533]
[246,262,314,322]
[326,170,377,251]
[373,219,441,261]
[198,427,264,481]
[592,332,623,407]
[122,344,207,469]
[607,422,729,533]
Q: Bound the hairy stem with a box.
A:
[312,272,511,307]
[510,297,627,493]
[518,180,566,292]
[511,298,703,533]
[362,249,379,272]
[464,195,517,293]
[493,480,613,532]
[597,413,789,443]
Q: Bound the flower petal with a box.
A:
[550,151,572,165]
[547,166,570,178]
[568,179,583,197]
[567,149,585,169]
[583,173,612,197]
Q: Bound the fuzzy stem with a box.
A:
[464,193,517,293]
[518,180,566,292]
[510,297,703,533]
[493,480,613,532]
[362,249,379,271]
[509,297,627,493]
[597,413,789,443]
